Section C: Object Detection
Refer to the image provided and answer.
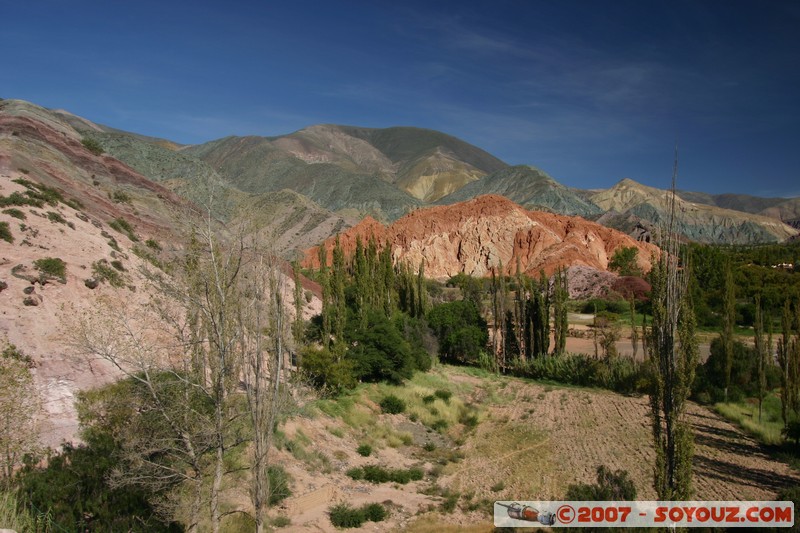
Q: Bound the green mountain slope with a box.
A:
[436,165,602,217]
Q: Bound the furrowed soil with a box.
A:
[270,366,800,532]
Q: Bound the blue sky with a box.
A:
[3,0,799,196]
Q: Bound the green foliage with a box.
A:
[608,246,642,277]
[427,300,488,364]
[345,310,430,384]
[145,238,162,251]
[0,221,12,243]
[328,501,388,528]
[379,395,405,414]
[693,337,781,403]
[46,211,67,225]
[111,190,131,204]
[108,217,138,241]
[346,464,423,484]
[3,208,25,220]
[267,465,292,505]
[33,257,66,282]
[433,389,452,403]
[510,354,647,394]
[92,260,125,287]
[565,465,637,500]
[81,137,104,155]
[17,433,180,532]
[299,346,357,393]
[356,444,372,457]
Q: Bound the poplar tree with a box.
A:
[754,295,767,424]
[552,268,569,356]
[331,236,347,348]
[722,260,735,403]
[647,154,698,500]
[318,245,332,349]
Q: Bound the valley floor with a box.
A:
[267,366,798,532]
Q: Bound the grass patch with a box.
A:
[109,217,139,242]
[0,221,12,243]
[714,393,785,446]
[346,464,424,484]
[329,502,388,528]
[92,260,125,287]
[3,208,25,220]
[356,444,372,457]
[33,257,66,282]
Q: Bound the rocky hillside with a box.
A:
[303,195,658,279]
[438,165,602,217]
[0,99,321,446]
[590,178,797,244]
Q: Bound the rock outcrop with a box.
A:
[304,195,659,279]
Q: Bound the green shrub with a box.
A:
[34,257,66,282]
[362,502,387,522]
[565,465,636,500]
[346,467,364,480]
[111,190,132,204]
[379,395,405,414]
[47,211,67,224]
[81,137,104,155]
[329,503,365,528]
[422,394,435,404]
[92,260,125,288]
[109,217,138,241]
[329,502,387,528]
[267,465,292,505]
[110,260,125,271]
[423,441,436,452]
[3,208,25,220]
[430,419,449,432]
[351,464,423,485]
[271,515,291,527]
[434,389,452,403]
[356,444,372,457]
[145,238,162,251]
[0,221,12,243]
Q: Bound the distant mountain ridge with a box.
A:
[3,98,797,245]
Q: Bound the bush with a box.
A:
[422,394,435,404]
[0,221,12,243]
[565,465,636,500]
[510,354,647,395]
[329,502,387,528]
[111,190,132,204]
[427,300,488,364]
[362,502,388,522]
[349,464,423,484]
[434,389,452,403]
[267,465,292,505]
[422,441,436,452]
[3,208,25,220]
[92,260,125,288]
[109,217,138,241]
[81,137,104,155]
[356,444,372,457]
[145,238,162,251]
[34,257,66,282]
[47,211,67,225]
[379,395,405,414]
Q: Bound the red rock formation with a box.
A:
[303,195,660,279]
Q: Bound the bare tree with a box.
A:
[0,344,40,488]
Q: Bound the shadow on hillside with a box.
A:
[693,454,798,493]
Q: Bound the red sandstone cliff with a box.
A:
[303,195,659,278]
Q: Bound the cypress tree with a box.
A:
[754,295,767,424]
[318,245,331,349]
[647,158,698,500]
[331,236,346,349]
[722,260,735,403]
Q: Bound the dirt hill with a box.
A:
[304,194,659,279]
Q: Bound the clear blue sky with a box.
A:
[3,0,799,196]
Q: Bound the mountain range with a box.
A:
[3,97,799,250]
